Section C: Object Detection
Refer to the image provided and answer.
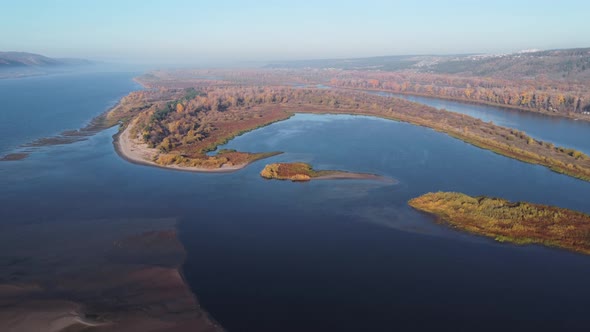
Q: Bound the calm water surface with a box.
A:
[373,91,590,155]
[0,69,141,154]
[2,73,590,332]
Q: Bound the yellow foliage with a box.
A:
[156,153,180,165]
[409,192,590,255]
[260,163,280,179]
[260,163,334,182]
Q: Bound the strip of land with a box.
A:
[409,192,590,255]
[109,84,590,181]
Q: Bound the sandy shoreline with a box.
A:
[114,119,250,173]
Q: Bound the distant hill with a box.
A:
[266,47,590,81]
[0,52,91,67]
[427,48,590,81]
[265,54,455,71]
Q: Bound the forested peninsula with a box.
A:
[107,83,590,181]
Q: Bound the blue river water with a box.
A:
[1,72,590,332]
[373,91,590,155]
[0,69,142,155]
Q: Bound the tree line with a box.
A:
[328,72,590,115]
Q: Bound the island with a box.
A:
[409,192,590,255]
[259,162,389,182]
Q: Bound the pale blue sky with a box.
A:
[1,0,589,64]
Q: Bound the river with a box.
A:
[1,73,590,332]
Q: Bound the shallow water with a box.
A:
[0,69,141,155]
[2,73,590,332]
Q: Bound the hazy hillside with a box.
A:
[267,47,590,81]
[0,52,91,67]
[265,54,457,71]
[429,48,590,81]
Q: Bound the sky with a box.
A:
[1,0,590,65]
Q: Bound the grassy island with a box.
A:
[409,192,590,255]
[260,162,389,182]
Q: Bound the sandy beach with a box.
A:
[115,119,248,173]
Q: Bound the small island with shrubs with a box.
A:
[409,192,590,255]
[260,162,390,182]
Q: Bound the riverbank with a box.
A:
[329,86,590,123]
[409,192,590,255]
[326,84,590,122]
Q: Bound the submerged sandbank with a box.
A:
[0,218,224,332]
